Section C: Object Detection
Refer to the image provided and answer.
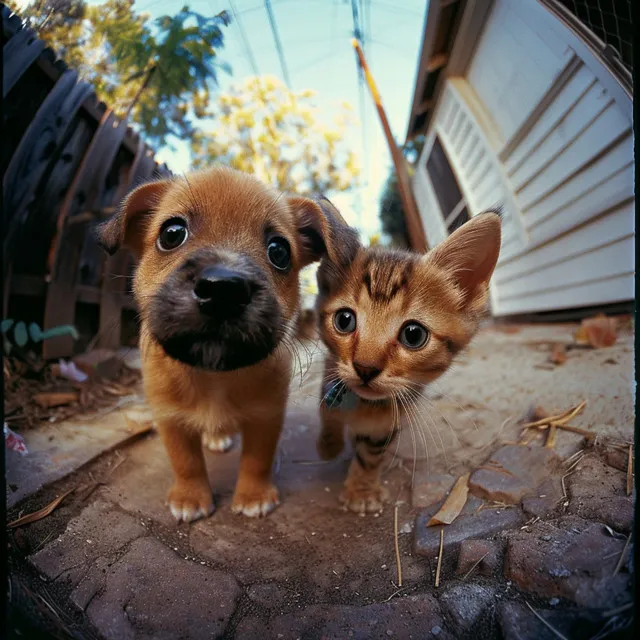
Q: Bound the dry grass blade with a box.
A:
[521,401,586,429]
[435,529,444,588]
[552,423,596,440]
[519,428,540,445]
[393,505,403,587]
[525,602,569,640]
[613,535,631,576]
[602,602,633,617]
[428,473,469,526]
[626,445,633,496]
[7,488,75,528]
[545,424,557,449]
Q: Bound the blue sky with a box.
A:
[83,1,428,237]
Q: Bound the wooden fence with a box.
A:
[2,4,171,360]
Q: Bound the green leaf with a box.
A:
[40,325,80,341]
[13,322,28,347]
[1,319,14,333]
[28,322,43,342]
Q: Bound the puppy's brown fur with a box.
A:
[99,167,353,522]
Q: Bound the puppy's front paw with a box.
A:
[202,433,234,453]
[339,484,388,514]
[231,483,280,518]
[167,480,214,523]
[316,431,345,460]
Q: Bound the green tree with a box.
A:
[7,0,231,147]
[191,75,360,196]
[379,136,425,247]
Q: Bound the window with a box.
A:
[426,135,469,235]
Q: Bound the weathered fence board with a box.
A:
[2,3,170,358]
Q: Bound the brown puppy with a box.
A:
[98,167,352,522]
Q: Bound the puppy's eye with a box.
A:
[157,218,188,252]
[399,322,429,350]
[267,237,291,271]
[334,308,356,334]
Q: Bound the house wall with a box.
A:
[411,0,634,316]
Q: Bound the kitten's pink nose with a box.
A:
[353,362,381,384]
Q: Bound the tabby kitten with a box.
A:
[315,206,501,514]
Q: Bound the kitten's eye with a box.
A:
[399,322,429,349]
[334,309,356,334]
[157,218,188,252]
[267,237,291,271]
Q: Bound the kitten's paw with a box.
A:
[231,484,280,518]
[316,431,345,460]
[202,433,234,453]
[339,485,389,514]
[167,480,214,524]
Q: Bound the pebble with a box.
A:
[431,626,441,635]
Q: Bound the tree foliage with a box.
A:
[7,0,231,146]
[379,136,425,247]
[191,76,360,196]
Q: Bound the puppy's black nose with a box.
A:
[353,362,381,384]
[193,266,253,317]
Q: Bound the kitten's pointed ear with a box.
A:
[97,179,171,258]
[288,195,360,268]
[427,211,502,308]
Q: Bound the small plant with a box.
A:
[1,319,79,354]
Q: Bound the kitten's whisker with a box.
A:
[396,393,418,491]
[400,390,430,472]
[430,382,484,434]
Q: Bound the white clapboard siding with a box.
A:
[496,198,635,283]
[432,80,527,256]
[410,0,634,315]
[466,0,573,142]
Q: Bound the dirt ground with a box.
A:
[5,321,635,639]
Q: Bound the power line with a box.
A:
[264,0,292,87]
[228,0,260,76]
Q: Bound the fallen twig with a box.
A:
[435,529,444,588]
[545,424,557,449]
[613,534,631,576]
[393,505,403,588]
[626,445,633,496]
[462,552,489,581]
[602,602,633,617]
[525,602,569,640]
[8,488,75,528]
[521,401,586,429]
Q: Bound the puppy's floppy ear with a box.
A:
[426,211,501,310]
[97,179,171,258]
[288,195,360,268]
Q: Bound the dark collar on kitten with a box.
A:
[322,380,390,410]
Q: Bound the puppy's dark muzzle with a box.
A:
[193,265,256,320]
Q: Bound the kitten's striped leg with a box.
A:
[317,406,346,460]
[339,432,395,514]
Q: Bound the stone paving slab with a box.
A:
[6,401,151,508]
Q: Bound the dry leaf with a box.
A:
[427,473,470,526]
[574,314,617,348]
[123,414,154,436]
[33,392,79,409]
[549,344,567,365]
[7,488,75,528]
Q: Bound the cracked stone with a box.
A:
[412,474,456,509]
[521,476,564,518]
[455,540,502,577]
[469,445,560,504]
[414,504,525,557]
[85,537,241,640]
[504,516,631,609]
[439,584,495,633]
[499,601,611,640]
[234,595,448,639]
[566,455,633,533]
[29,500,145,583]
[70,557,110,611]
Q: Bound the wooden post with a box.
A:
[351,38,428,252]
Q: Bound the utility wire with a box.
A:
[264,0,292,87]
[228,0,260,75]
